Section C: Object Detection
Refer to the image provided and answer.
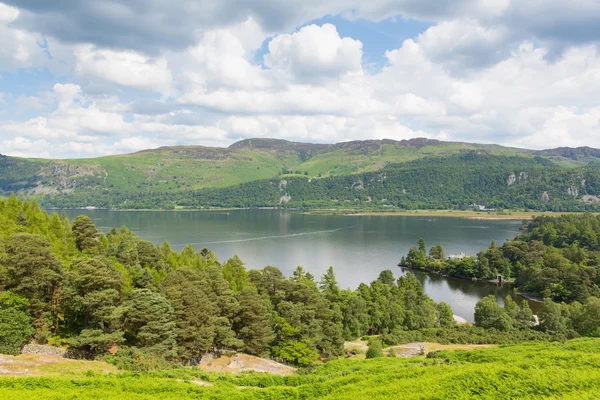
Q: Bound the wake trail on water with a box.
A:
[175,226,353,246]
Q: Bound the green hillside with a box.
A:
[2,138,600,210]
[1,339,599,399]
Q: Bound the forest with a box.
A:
[400,214,600,305]
[2,195,600,373]
[0,196,459,368]
[2,196,600,400]
[35,153,600,211]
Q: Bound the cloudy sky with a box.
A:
[1,1,599,158]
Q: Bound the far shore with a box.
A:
[46,207,598,221]
[305,209,597,220]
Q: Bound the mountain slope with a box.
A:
[2,138,600,210]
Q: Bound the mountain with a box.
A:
[2,138,600,210]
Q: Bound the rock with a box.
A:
[21,344,67,358]
[540,191,550,202]
[198,352,296,376]
[506,173,516,186]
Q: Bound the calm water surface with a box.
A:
[57,209,535,320]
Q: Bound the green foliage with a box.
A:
[2,339,600,399]
[123,289,177,358]
[365,341,383,359]
[402,214,600,305]
[102,346,176,372]
[12,146,600,211]
[0,292,34,355]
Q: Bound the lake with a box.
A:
[56,209,534,320]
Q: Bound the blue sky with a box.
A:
[1,1,600,158]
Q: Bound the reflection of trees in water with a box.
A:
[406,268,541,314]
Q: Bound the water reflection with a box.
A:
[408,269,542,320]
[55,209,527,322]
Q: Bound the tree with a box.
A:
[377,270,396,287]
[418,238,426,255]
[539,299,569,335]
[162,269,218,362]
[123,289,177,358]
[3,233,63,334]
[429,245,446,260]
[436,302,455,328]
[270,316,318,366]
[204,266,243,350]
[405,246,427,270]
[64,257,126,356]
[319,267,340,303]
[233,286,274,355]
[515,300,535,329]
[72,216,102,255]
[0,292,34,355]
[577,297,600,336]
[474,295,512,331]
[222,256,250,292]
[503,296,519,321]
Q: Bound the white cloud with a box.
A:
[0,2,18,23]
[75,45,174,95]
[2,1,600,158]
[265,24,363,81]
[0,136,50,158]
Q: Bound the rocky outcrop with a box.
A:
[567,186,579,197]
[21,344,67,358]
[540,191,550,202]
[352,181,364,190]
[198,352,296,376]
[507,173,517,186]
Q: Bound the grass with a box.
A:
[306,209,600,220]
[1,339,599,399]
[7,140,538,197]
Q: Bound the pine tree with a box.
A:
[72,216,103,255]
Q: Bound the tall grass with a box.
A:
[1,338,599,399]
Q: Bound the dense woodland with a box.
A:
[401,214,600,303]
[36,153,600,211]
[2,196,600,370]
[0,196,456,367]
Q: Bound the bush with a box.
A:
[101,347,176,372]
[0,292,34,355]
[365,342,383,359]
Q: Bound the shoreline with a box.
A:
[46,207,596,221]
[307,210,593,220]
[515,292,544,303]
[400,265,516,285]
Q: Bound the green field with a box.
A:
[1,339,599,399]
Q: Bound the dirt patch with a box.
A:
[0,353,118,377]
[198,353,296,376]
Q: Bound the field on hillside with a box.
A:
[1,339,599,399]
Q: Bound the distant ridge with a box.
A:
[2,136,600,210]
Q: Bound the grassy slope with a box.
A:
[1,140,534,195]
[1,338,599,399]
[3,139,599,203]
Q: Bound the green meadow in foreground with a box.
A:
[1,338,599,399]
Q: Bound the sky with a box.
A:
[0,1,600,159]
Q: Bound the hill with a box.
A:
[1,339,599,399]
[2,138,600,210]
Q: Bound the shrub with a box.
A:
[365,342,383,359]
[101,346,176,372]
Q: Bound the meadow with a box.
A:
[1,338,599,399]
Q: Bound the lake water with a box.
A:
[56,209,535,320]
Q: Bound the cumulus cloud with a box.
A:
[265,24,363,81]
[2,1,600,158]
[74,45,174,95]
